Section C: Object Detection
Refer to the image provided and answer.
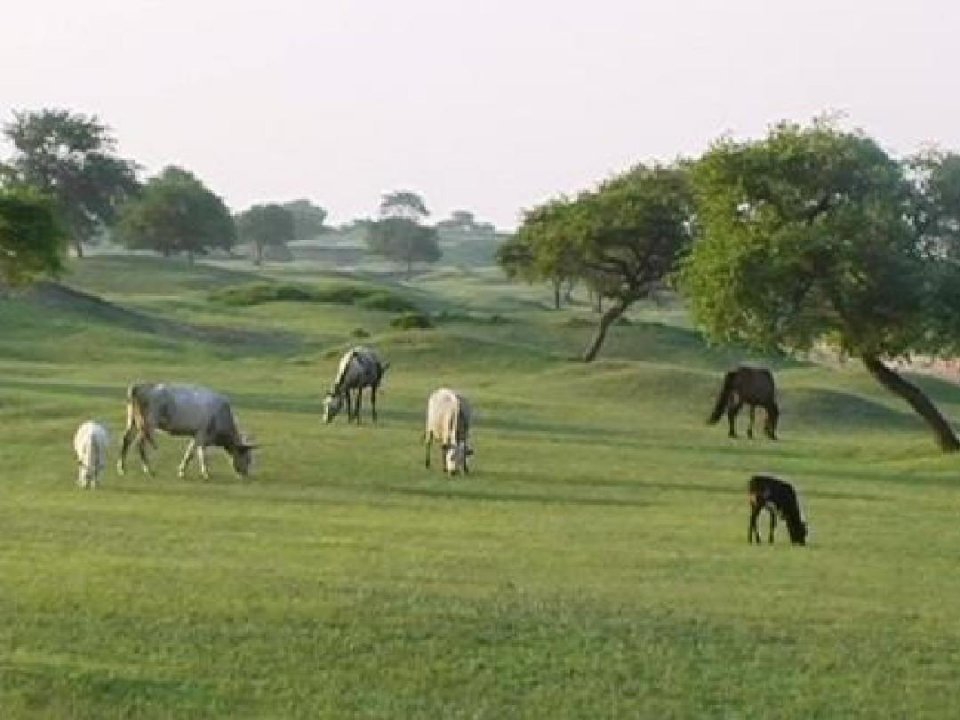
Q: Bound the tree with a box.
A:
[499,198,585,310]
[379,190,429,221]
[114,167,235,262]
[282,199,327,240]
[366,217,441,277]
[237,203,296,264]
[0,187,67,286]
[3,109,139,257]
[501,165,693,359]
[680,118,960,452]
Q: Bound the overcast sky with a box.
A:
[2,0,958,229]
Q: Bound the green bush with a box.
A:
[351,327,371,338]
[356,291,418,313]
[390,312,433,330]
[210,281,421,314]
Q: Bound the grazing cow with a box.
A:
[74,420,109,489]
[708,365,780,439]
[747,474,808,545]
[322,346,389,424]
[424,388,473,475]
[117,383,256,480]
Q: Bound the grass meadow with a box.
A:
[3,255,960,718]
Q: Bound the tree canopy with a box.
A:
[114,167,235,261]
[0,187,67,286]
[2,108,139,257]
[237,203,296,264]
[379,190,429,221]
[500,164,693,360]
[680,118,960,451]
[282,199,327,240]
[366,217,441,277]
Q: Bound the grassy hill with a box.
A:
[2,255,960,717]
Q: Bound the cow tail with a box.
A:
[707,371,736,424]
[127,384,156,448]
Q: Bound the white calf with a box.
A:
[74,420,109,489]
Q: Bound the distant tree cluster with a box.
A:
[0,107,332,274]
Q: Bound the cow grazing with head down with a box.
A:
[322,346,389,424]
[74,420,109,489]
[117,383,256,480]
[748,474,808,545]
[424,388,473,475]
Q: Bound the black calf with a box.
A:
[747,474,807,545]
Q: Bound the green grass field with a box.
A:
[3,255,960,718]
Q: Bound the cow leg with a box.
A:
[355,389,363,425]
[197,445,210,480]
[118,424,137,475]
[727,402,742,438]
[371,385,378,424]
[747,405,756,439]
[178,439,198,479]
[768,508,776,543]
[748,502,762,543]
[424,432,432,469]
[136,434,154,476]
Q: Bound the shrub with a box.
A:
[351,327,371,338]
[356,291,418,313]
[390,312,433,330]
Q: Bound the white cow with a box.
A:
[74,420,109,489]
[117,383,256,480]
[424,388,473,475]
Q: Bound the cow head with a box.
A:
[322,392,343,423]
[231,435,257,477]
[442,442,473,475]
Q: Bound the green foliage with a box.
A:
[114,166,235,260]
[379,189,429,220]
[236,203,296,264]
[354,291,419,312]
[2,108,139,256]
[282,198,327,240]
[366,217,442,276]
[681,118,926,358]
[0,187,67,285]
[390,310,433,329]
[210,280,419,313]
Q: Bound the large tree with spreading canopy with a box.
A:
[681,118,960,452]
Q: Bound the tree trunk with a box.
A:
[552,279,561,310]
[595,292,603,314]
[73,238,84,258]
[862,354,960,452]
[254,242,263,266]
[582,299,628,362]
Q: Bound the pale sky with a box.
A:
[2,0,958,229]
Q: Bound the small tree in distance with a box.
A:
[114,167,235,262]
[366,217,441,278]
[237,203,296,265]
